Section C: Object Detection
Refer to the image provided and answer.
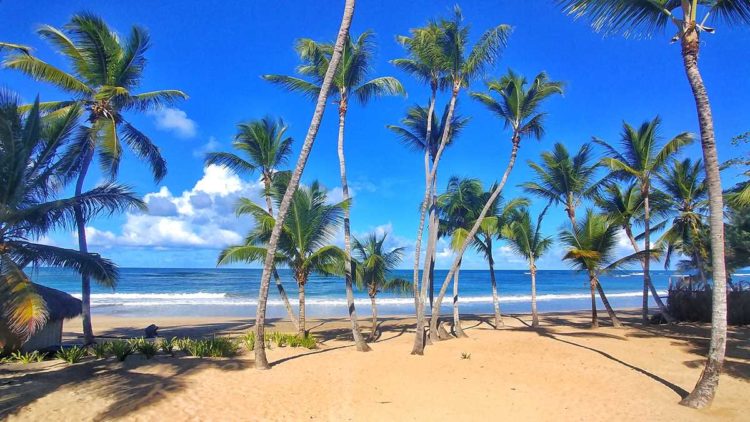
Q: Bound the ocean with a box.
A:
[28,267,689,318]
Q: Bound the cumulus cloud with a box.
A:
[149,107,197,138]
[86,165,263,250]
[192,136,220,158]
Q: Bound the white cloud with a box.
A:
[149,107,197,138]
[86,165,262,249]
[193,136,220,158]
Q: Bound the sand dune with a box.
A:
[1,311,748,421]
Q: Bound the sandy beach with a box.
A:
[1,311,748,421]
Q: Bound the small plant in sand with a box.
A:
[110,340,134,362]
[160,337,177,356]
[56,346,88,364]
[242,332,255,351]
[91,342,111,359]
[133,338,158,359]
[460,352,471,360]
[10,350,46,364]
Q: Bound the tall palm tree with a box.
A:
[2,13,187,343]
[560,210,651,328]
[594,182,674,322]
[250,0,355,369]
[387,102,468,312]
[594,117,692,324]
[655,158,709,282]
[555,0,748,407]
[428,69,563,341]
[437,176,484,338]
[219,177,346,337]
[0,91,141,343]
[502,208,553,327]
[351,233,410,341]
[264,31,405,352]
[205,117,299,330]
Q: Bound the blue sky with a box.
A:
[2,1,749,269]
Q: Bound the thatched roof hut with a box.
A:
[1,283,81,353]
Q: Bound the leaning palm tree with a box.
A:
[264,31,405,352]
[2,13,187,343]
[594,117,692,324]
[205,117,298,330]
[428,69,564,341]
[351,233,410,341]
[219,177,346,337]
[250,0,355,369]
[502,208,553,328]
[655,158,709,283]
[555,0,748,407]
[560,210,651,328]
[0,91,141,342]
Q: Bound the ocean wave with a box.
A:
[80,290,666,308]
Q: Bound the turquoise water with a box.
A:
[28,267,686,318]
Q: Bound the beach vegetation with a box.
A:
[130,337,158,359]
[90,342,111,359]
[56,346,87,364]
[160,337,177,356]
[181,337,239,358]
[110,340,134,362]
[10,350,46,364]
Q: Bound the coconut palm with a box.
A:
[502,208,553,327]
[0,91,141,342]
[560,210,652,328]
[428,69,564,341]
[594,117,692,324]
[655,158,709,282]
[351,233,410,341]
[2,13,187,343]
[205,117,299,330]
[219,177,346,337]
[555,0,748,407]
[264,31,404,352]
[249,0,354,369]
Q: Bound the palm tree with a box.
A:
[594,117,692,324]
[428,69,564,341]
[264,31,405,352]
[655,158,709,283]
[555,0,748,407]
[0,91,141,342]
[2,13,187,343]
[387,102,469,313]
[205,117,299,330]
[502,208,553,327]
[250,0,354,369]
[560,210,651,328]
[351,233,410,341]
[219,177,346,337]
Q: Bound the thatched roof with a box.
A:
[33,283,81,321]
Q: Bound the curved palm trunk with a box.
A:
[74,147,94,344]
[369,294,378,341]
[411,87,438,355]
[430,138,521,338]
[594,277,623,328]
[589,273,598,328]
[623,224,674,323]
[337,97,371,352]
[298,282,306,337]
[679,26,728,409]
[253,0,355,369]
[452,259,467,337]
[530,260,539,328]
[488,241,503,328]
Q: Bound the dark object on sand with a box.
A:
[650,313,668,325]
[145,324,159,338]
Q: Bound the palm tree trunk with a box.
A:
[488,243,502,328]
[74,147,94,344]
[430,137,522,338]
[298,282,306,337]
[530,260,539,328]
[589,274,598,328]
[423,175,440,339]
[594,277,623,328]
[642,183,652,323]
[679,25,728,409]
[369,295,378,342]
[453,260,467,337]
[336,97,371,352]
[411,87,438,355]
[623,225,674,323]
[253,0,355,369]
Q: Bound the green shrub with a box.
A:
[91,342,111,359]
[10,350,46,364]
[56,346,88,364]
[135,339,158,359]
[160,337,177,355]
[242,332,255,351]
[175,337,192,353]
[182,337,238,358]
[297,333,317,349]
[110,340,133,362]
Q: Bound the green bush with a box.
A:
[266,332,317,349]
[160,337,177,355]
[91,342,111,359]
[110,340,133,362]
[182,337,239,358]
[134,339,158,359]
[56,346,88,364]
[242,332,255,351]
[10,350,46,364]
